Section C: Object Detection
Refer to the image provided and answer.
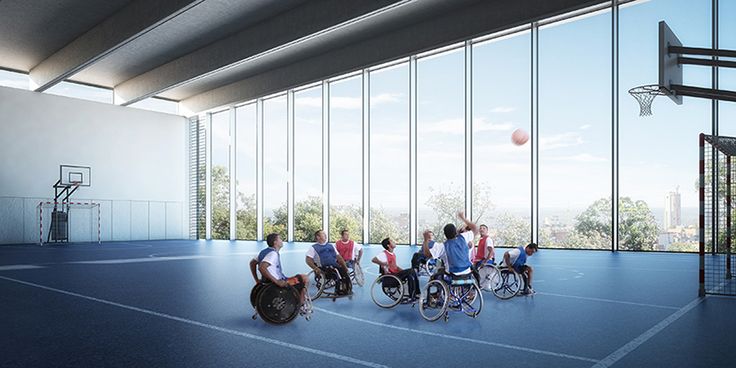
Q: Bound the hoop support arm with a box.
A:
[678,57,736,69]
[671,84,736,103]
[670,45,736,59]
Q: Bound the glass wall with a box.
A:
[0,69,29,90]
[329,76,363,243]
[370,63,410,244]
[236,103,257,240]
[472,31,532,247]
[294,86,324,242]
[263,95,288,239]
[129,97,179,115]
[210,110,230,239]
[538,9,612,249]
[719,0,736,136]
[619,0,710,252]
[46,81,113,103]
[417,48,465,243]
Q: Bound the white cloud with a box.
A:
[579,124,591,130]
[539,132,583,151]
[371,93,403,107]
[372,133,408,145]
[547,153,608,163]
[421,118,464,134]
[473,117,514,132]
[295,97,321,108]
[295,93,404,110]
[490,106,516,113]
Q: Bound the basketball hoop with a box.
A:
[629,84,668,117]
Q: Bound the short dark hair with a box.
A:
[527,242,539,251]
[340,229,349,236]
[443,223,457,239]
[381,238,391,250]
[479,224,488,230]
[314,230,323,241]
[266,233,279,247]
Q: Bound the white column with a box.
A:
[256,99,264,241]
[288,90,295,242]
[464,40,473,221]
[229,107,237,241]
[409,56,418,246]
[205,113,212,240]
[362,69,370,245]
[323,82,330,235]
[531,22,539,244]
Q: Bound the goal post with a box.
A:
[37,201,101,245]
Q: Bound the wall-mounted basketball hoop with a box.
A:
[630,21,736,116]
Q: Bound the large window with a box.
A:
[236,104,257,240]
[45,81,113,104]
[0,69,29,90]
[210,110,230,240]
[538,9,612,249]
[417,48,465,243]
[472,31,532,247]
[329,76,363,243]
[619,0,710,252]
[719,0,736,137]
[263,96,288,239]
[294,86,324,242]
[129,97,179,115]
[370,63,410,244]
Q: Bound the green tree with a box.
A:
[293,196,323,242]
[370,207,405,244]
[329,205,362,243]
[235,192,257,240]
[423,183,494,242]
[211,166,230,240]
[494,212,531,246]
[573,197,659,251]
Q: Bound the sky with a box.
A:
[3,0,735,232]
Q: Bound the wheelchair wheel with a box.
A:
[419,279,449,322]
[255,284,300,325]
[477,265,499,292]
[461,283,483,317]
[491,268,522,300]
[307,270,325,300]
[371,274,403,308]
[352,263,365,287]
[250,282,265,308]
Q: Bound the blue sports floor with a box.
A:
[1,240,734,367]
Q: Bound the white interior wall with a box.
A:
[0,86,188,244]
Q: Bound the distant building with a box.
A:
[664,188,681,230]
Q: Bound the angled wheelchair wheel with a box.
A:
[250,282,266,308]
[371,274,403,308]
[419,279,449,322]
[477,265,499,292]
[256,284,300,325]
[461,283,484,318]
[352,263,365,287]
[307,270,325,300]
[491,268,522,300]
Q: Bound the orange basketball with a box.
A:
[511,129,529,146]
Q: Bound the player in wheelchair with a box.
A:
[249,233,312,324]
[335,229,364,286]
[418,212,484,322]
[469,224,499,293]
[305,230,353,301]
[411,230,441,277]
[370,237,420,308]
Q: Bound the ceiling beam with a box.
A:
[113,0,405,106]
[29,0,204,92]
[181,0,606,113]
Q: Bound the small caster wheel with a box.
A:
[251,314,257,320]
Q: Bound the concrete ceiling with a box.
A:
[0,0,608,114]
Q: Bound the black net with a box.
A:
[702,134,735,296]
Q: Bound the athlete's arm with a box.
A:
[259,262,287,287]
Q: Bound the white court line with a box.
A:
[0,265,45,271]
[0,275,387,368]
[536,292,680,310]
[68,256,211,264]
[313,307,598,363]
[591,296,705,368]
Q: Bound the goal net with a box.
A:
[37,201,101,245]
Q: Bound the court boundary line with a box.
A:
[313,307,598,363]
[0,275,388,368]
[536,292,680,310]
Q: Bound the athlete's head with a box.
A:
[314,230,327,244]
[381,237,395,251]
[525,242,539,256]
[443,223,457,240]
[266,233,283,250]
[479,224,489,236]
[340,229,350,242]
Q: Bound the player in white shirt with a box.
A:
[249,233,309,303]
[502,242,539,295]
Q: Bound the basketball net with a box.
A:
[629,85,667,117]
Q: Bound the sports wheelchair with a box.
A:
[346,260,365,287]
[370,269,418,308]
[419,271,483,322]
[250,282,312,324]
[413,252,441,278]
[487,265,524,299]
[306,265,353,301]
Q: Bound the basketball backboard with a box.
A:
[659,20,683,104]
[60,165,91,186]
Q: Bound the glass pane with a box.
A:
[472,31,532,247]
[128,97,179,115]
[46,81,113,104]
[417,48,465,243]
[263,96,288,239]
[0,69,29,90]
[236,104,257,240]
[370,63,410,244]
[539,9,612,249]
[211,110,230,240]
[330,76,363,243]
[294,87,323,242]
[619,0,710,252]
